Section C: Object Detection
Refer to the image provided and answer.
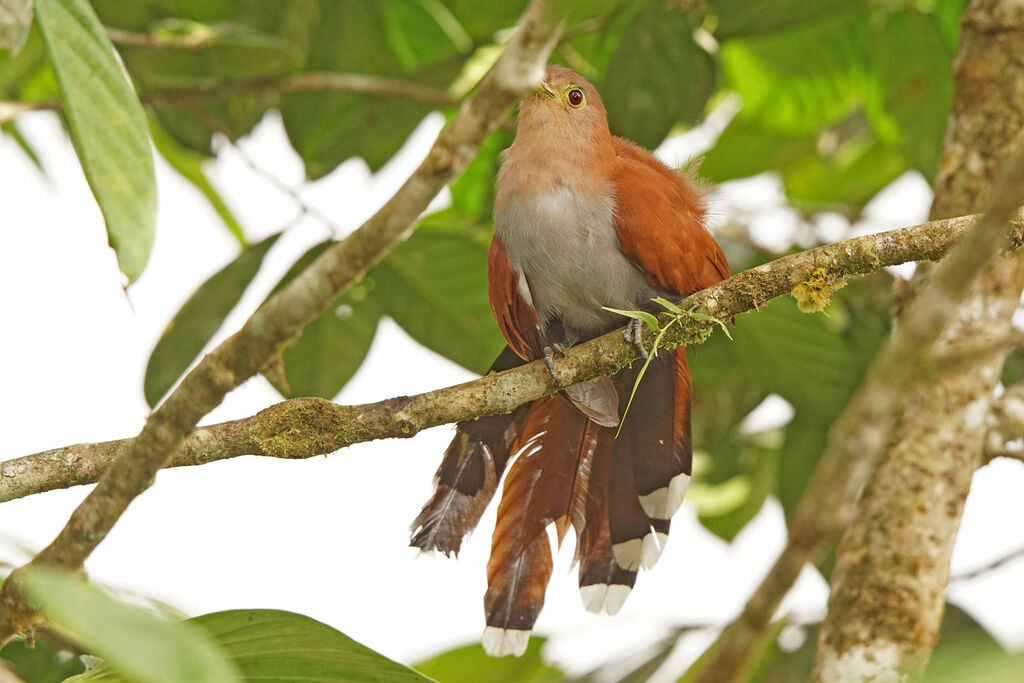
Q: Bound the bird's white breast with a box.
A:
[495,184,654,340]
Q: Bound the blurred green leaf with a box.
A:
[450,127,512,221]
[21,567,240,683]
[145,233,279,407]
[2,120,43,172]
[0,634,85,683]
[122,23,303,154]
[0,0,32,54]
[720,9,868,135]
[603,0,716,147]
[691,277,890,535]
[415,636,562,683]
[149,115,246,246]
[373,230,504,374]
[263,242,382,400]
[700,117,817,183]
[190,609,432,682]
[934,0,970,51]
[35,0,157,281]
[782,134,908,207]
[924,605,1024,683]
[865,10,952,178]
[710,0,863,39]
[699,446,776,541]
[1002,347,1024,387]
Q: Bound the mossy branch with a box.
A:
[2,210,1021,505]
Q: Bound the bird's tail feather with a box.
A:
[483,394,598,656]
[410,347,529,556]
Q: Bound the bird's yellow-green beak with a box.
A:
[535,80,556,100]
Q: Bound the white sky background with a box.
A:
[1,109,1023,676]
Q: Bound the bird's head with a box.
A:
[516,65,611,149]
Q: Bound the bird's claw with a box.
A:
[623,318,649,359]
[543,344,566,385]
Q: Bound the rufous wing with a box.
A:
[611,137,729,296]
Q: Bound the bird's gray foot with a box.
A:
[543,343,567,385]
[623,318,649,359]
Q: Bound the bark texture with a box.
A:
[813,1,1024,679]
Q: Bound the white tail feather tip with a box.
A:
[612,538,643,571]
[581,583,633,615]
[641,532,669,569]
[482,626,530,657]
[638,472,691,519]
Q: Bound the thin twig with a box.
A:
[951,546,1024,582]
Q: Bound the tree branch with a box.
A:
[0,0,560,644]
[2,212,1022,507]
[0,71,460,126]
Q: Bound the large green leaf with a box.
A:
[145,233,279,407]
[263,242,382,400]
[373,229,505,374]
[34,0,157,281]
[720,9,868,135]
[865,10,952,178]
[710,0,864,39]
[414,636,561,683]
[603,0,716,147]
[149,115,246,246]
[191,609,432,682]
[21,568,240,683]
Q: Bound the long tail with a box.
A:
[483,394,600,656]
[410,347,529,555]
[419,346,693,657]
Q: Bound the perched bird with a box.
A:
[410,65,729,657]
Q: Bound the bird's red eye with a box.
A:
[567,88,584,107]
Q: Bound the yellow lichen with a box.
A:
[792,267,847,313]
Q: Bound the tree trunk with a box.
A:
[812,1,1024,679]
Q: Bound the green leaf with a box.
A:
[149,115,246,246]
[191,609,432,682]
[121,23,303,154]
[20,567,240,683]
[710,0,864,39]
[1002,347,1024,387]
[0,634,86,683]
[603,0,716,147]
[720,9,869,135]
[603,306,660,333]
[145,233,280,407]
[450,127,512,221]
[280,0,468,177]
[414,636,561,683]
[373,230,504,374]
[781,134,908,207]
[263,242,382,400]
[0,0,32,54]
[700,116,817,183]
[865,10,952,178]
[34,0,157,281]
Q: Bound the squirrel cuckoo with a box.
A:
[410,65,729,657]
